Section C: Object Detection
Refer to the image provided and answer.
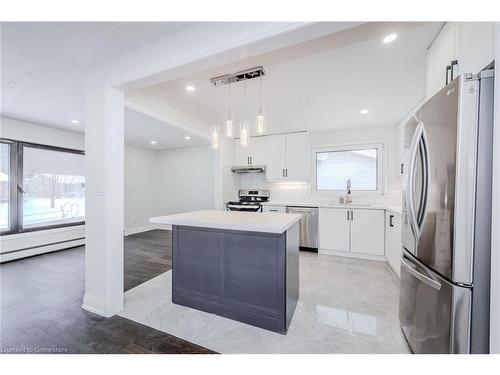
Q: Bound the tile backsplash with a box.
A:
[237,172,401,206]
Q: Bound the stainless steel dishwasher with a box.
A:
[286,206,318,251]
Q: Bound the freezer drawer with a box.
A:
[399,250,471,354]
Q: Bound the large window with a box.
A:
[0,139,85,234]
[312,144,384,195]
[0,142,11,231]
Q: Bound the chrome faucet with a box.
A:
[346,179,352,204]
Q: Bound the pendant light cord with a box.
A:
[259,75,262,109]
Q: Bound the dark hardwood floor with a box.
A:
[0,230,215,354]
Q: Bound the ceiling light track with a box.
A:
[210,66,265,87]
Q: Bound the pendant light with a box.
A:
[240,80,250,147]
[210,84,220,150]
[211,124,219,150]
[240,119,249,147]
[225,82,234,138]
[256,75,265,134]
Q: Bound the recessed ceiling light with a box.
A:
[71,119,79,124]
[383,34,397,44]
[150,140,157,145]
[360,109,369,115]
[185,85,196,92]
[185,135,191,140]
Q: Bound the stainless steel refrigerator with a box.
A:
[399,69,494,354]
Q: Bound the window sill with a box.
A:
[1,224,85,240]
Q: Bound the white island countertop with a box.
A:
[261,201,402,215]
[150,210,301,234]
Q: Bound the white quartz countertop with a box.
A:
[262,201,402,215]
[150,210,301,234]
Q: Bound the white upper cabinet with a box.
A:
[266,132,308,181]
[457,22,494,76]
[285,132,308,180]
[233,136,267,166]
[265,134,287,179]
[250,137,267,165]
[426,22,494,98]
[426,23,458,98]
[234,141,250,166]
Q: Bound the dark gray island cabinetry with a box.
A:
[150,210,301,334]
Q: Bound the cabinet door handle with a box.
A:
[389,214,394,227]
[400,163,404,175]
[350,210,354,221]
[347,211,350,221]
[285,169,288,177]
[450,60,458,81]
[445,65,452,85]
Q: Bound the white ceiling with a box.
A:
[1,21,202,149]
[125,108,208,149]
[1,22,443,150]
[132,22,442,135]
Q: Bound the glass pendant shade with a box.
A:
[211,125,219,150]
[240,120,249,147]
[225,110,234,138]
[257,109,265,134]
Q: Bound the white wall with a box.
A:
[156,145,215,215]
[235,124,402,206]
[0,116,85,262]
[124,143,216,233]
[0,116,215,261]
[123,145,159,235]
[0,116,84,149]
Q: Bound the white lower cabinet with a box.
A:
[350,209,385,256]
[319,207,385,258]
[385,211,402,277]
[263,205,286,213]
[318,208,350,251]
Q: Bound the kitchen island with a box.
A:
[150,210,301,334]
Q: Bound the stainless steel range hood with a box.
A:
[231,165,266,174]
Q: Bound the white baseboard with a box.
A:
[319,248,386,262]
[0,238,85,263]
[81,293,115,318]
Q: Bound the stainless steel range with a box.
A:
[226,189,270,212]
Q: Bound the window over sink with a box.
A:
[311,143,384,196]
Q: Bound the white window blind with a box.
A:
[316,148,378,191]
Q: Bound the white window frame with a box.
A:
[311,141,386,196]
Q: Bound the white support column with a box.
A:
[82,72,125,317]
[490,22,500,353]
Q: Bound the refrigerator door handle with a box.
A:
[418,124,430,229]
[406,122,424,239]
[401,256,442,291]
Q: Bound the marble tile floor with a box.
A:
[119,252,412,354]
